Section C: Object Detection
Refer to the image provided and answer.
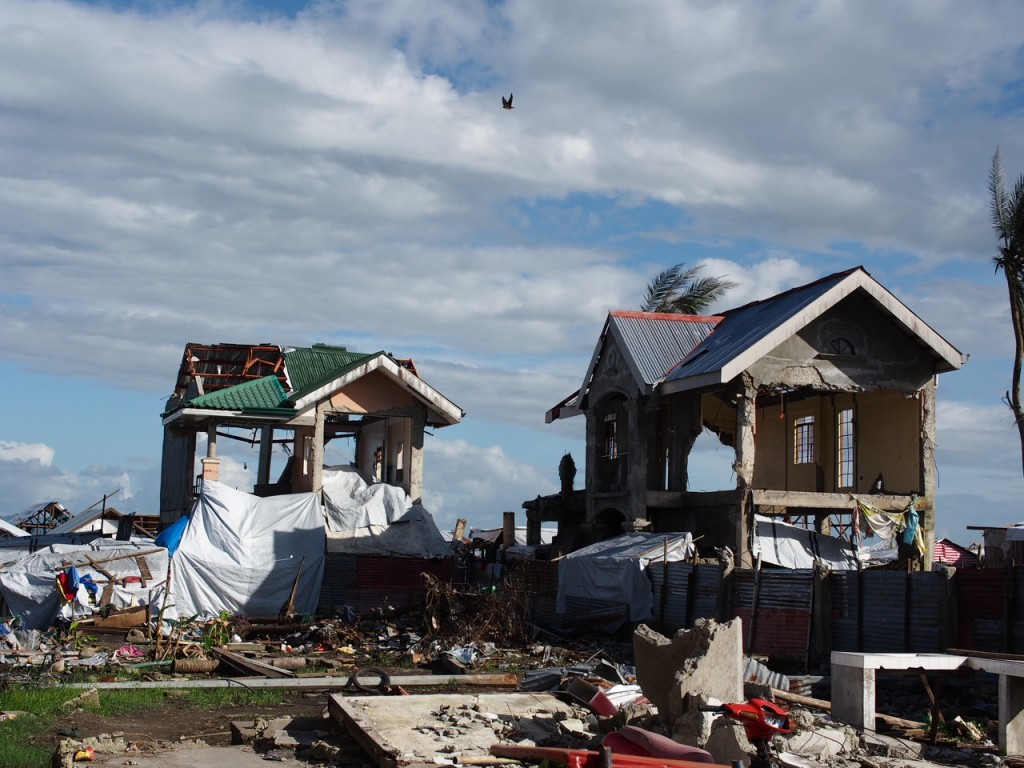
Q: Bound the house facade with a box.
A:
[159,342,464,527]
[543,267,965,568]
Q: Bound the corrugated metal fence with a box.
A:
[316,554,1024,663]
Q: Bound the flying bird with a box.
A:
[502,93,513,110]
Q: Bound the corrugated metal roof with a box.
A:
[609,311,721,385]
[666,269,855,385]
[665,266,965,390]
[188,374,289,411]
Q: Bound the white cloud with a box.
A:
[421,437,556,532]
[0,440,55,466]
[0,440,134,518]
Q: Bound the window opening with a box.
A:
[603,413,618,459]
[837,408,854,488]
[826,337,856,355]
[793,416,814,464]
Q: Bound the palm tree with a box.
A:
[641,262,737,314]
[989,147,1024,475]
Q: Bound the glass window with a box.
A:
[837,408,854,488]
[793,416,814,464]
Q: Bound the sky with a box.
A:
[1,0,1024,543]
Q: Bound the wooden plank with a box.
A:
[772,688,925,730]
[211,647,295,679]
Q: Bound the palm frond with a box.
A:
[641,262,737,314]
[641,264,685,312]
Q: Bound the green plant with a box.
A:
[201,610,232,650]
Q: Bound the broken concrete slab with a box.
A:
[229,715,333,747]
[328,692,589,768]
[633,618,743,727]
[702,718,752,766]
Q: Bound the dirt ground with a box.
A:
[51,688,331,748]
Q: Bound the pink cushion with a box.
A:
[611,725,715,763]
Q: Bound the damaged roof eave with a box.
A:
[162,407,311,428]
[659,370,725,396]
[289,353,464,426]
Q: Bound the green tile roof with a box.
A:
[188,374,289,411]
[175,343,405,417]
[283,344,374,392]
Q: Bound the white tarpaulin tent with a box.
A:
[753,514,860,570]
[0,541,169,630]
[468,526,557,546]
[556,532,694,621]
[322,466,452,558]
[170,481,325,619]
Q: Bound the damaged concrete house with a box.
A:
[156,342,466,615]
[535,266,966,569]
[160,342,463,525]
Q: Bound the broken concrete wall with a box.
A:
[633,618,743,735]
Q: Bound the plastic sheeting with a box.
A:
[468,526,557,546]
[556,532,694,621]
[322,466,452,558]
[0,541,169,629]
[171,481,325,619]
[752,515,860,570]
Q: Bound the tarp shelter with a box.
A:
[469,526,558,546]
[170,481,325,619]
[321,466,452,558]
[753,515,860,570]
[0,542,169,630]
[556,532,694,621]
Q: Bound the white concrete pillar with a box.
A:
[202,421,220,481]
[830,664,875,730]
[733,376,757,488]
[1000,674,1024,756]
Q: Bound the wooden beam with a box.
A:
[210,647,296,679]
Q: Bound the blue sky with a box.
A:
[1,0,1024,542]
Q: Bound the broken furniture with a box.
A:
[831,651,1024,755]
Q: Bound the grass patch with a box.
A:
[0,685,291,768]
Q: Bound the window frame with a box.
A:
[793,415,815,465]
[837,407,855,489]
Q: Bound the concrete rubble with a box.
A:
[630,620,1003,768]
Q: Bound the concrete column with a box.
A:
[201,421,220,482]
[919,380,937,569]
[830,664,875,729]
[502,511,515,550]
[585,411,598,526]
[312,404,325,495]
[257,426,273,486]
[409,406,426,503]
[160,422,196,527]
[733,376,757,488]
[626,400,648,523]
[526,516,541,546]
[201,457,220,482]
[1000,674,1024,756]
